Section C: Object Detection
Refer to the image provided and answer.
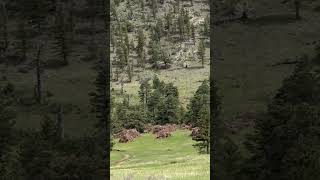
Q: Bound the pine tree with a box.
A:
[282,0,302,19]
[161,50,172,69]
[35,41,44,104]
[0,2,8,52]
[241,57,320,180]
[138,79,151,108]
[139,0,145,10]
[164,12,173,34]
[198,39,206,68]
[56,105,64,140]
[151,0,158,18]
[66,0,76,40]
[40,115,58,142]
[193,101,210,153]
[154,19,163,41]
[186,80,210,126]
[0,146,23,179]
[149,41,161,68]
[202,15,210,37]
[294,0,301,19]
[155,94,179,124]
[85,0,102,35]
[53,5,70,66]
[178,9,185,41]
[87,38,98,61]
[90,52,110,132]
[152,75,161,89]
[0,84,15,156]
[147,89,161,120]
[127,60,133,82]
[191,23,196,44]
[23,0,51,33]
[16,21,27,62]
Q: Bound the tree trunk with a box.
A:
[241,10,248,20]
[36,43,43,104]
[295,0,301,20]
[202,58,204,68]
[1,2,8,52]
[57,105,64,139]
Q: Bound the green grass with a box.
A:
[112,64,210,107]
[111,130,210,180]
[214,0,320,149]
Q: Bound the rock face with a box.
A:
[118,129,140,143]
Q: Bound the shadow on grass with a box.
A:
[245,14,299,26]
[214,14,299,26]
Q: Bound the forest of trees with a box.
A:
[111,75,211,152]
[0,0,108,179]
[110,0,210,82]
[110,0,211,154]
[213,47,320,180]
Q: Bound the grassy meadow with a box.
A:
[111,130,210,180]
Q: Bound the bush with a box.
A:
[118,129,140,143]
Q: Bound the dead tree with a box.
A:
[35,41,44,104]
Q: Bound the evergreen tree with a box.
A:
[164,12,173,34]
[152,75,161,89]
[178,9,185,41]
[66,0,76,39]
[202,15,210,37]
[147,89,161,120]
[193,101,210,153]
[186,80,210,126]
[16,21,27,62]
[0,83,15,156]
[149,41,161,68]
[154,19,163,41]
[127,59,133,82]
[21,0,51,33]
[191,23,196,44]
[139,0,145,10]
[35,41,44,104]
[40,115,58,143]
[282,0,301,19]
[90,52,110,133]
[0,2,8,52]
[161,50,172,69]
[138,78,151,107]
[53,5,70,66]
[151,0,158,18]
[294,0,301,19]
[155,94,180,124]
[241,56,320,180]
[198,39,206,67]
[0,146,23,179]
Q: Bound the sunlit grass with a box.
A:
[111,130,210,180]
